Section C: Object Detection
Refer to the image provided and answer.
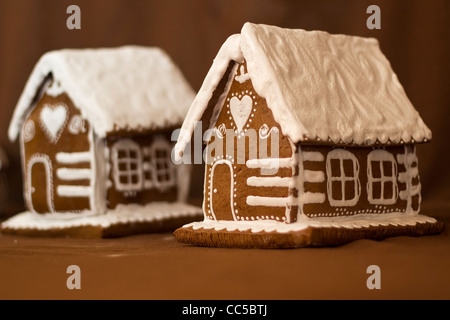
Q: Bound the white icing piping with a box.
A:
[258,125,278,140]
[325,149,361,207]
[246,157,292,169]
[296,146,305,218]
[296,147,326,219]
[209,159,237,221]
[304,170,325,183]
[22,120,36,143]
[26,154,55,213]
[246,196,294,207]
[246,176,291,187]
[57,185,92,197]
[111,139,143,192]
[397,146,421,214]
[302,151,325,162]
[235,64,250,84]
[366,149,398,205]
[38,104,69,144]
[56,168,92,180]
[56,151,91,164]
[92,130,107,214]
[183,213,437,234]
[68,115,87,134]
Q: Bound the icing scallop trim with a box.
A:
[183,213,437,234]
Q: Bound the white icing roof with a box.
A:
[9,46,195,140]
[175,23,431,159]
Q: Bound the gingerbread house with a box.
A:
[2,46,202,238]
[173,23,444,248]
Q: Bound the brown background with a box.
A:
[0,0,449,300]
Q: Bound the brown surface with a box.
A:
[0,202,448,300]
[0,0,449,300]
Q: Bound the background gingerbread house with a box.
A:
[2,46,203,237]
[174,23,442,247]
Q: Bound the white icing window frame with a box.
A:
[326,149,361,207]
[142,146,154,189]
[111,139,143,192]
[367,150,398,205]
[150,137,176,191]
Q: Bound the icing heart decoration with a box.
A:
[39,104,68,143]
[229,95,252,132]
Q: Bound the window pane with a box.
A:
[118,150,127,158]
[330,159,341,177]
[129,151,137,159]
[344,180,355,200]
[130,162,137,170]
[118,162,127,171]
[383,161,393,177]
[371,161,381,178]
[120,175,129,184]
[157,172,167,181]
[343,159,354,177]
[383,181,393,200]
[331,181,342,200]
[372,181,382,199]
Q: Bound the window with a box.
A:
[367,150,398,205]
[326,149,361,206]
[111,139,143,192]
[150,138,176,191]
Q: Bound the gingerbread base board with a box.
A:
[1,202,203,239]
[174,214,445,249]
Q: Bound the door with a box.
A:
[210,160,235,221]
[27,155,53,214]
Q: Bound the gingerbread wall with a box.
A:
[299,145,420,218]
[105,131,178,209]
[204,62,297,222]
[21,90,92,214]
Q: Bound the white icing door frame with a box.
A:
[26,153,55,213]
[209,159,237,221]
